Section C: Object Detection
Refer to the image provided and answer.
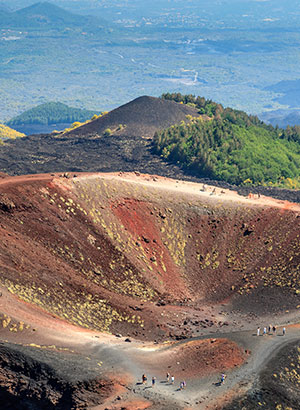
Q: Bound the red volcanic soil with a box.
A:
[138,338,246,379]
[112,198,190,300]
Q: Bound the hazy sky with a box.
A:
[3,0,300,30]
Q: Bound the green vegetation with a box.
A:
[7,102,100,126]
[154,93,300,187]
[0,123,25,143]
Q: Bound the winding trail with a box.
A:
[89,324,300,409]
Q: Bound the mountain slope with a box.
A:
[260,109,300,128]
[0,96,201,178]
[64,95,200,138]
[154,93,300,187]
[0,95,300,198]
[0,172,300,410]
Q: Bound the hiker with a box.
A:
[183,380,186,389]
[273,325,277,334]
[283,327,286,336]
[179,381,184,390]
[171,375,175,384]
[152,376,156,387]
[263,327,267,336]
[166,372,170,382]
[268,324,272,334]
[221,373,226,384]
[257,327,260,336]
[142,374,147,384]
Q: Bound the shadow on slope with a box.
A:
[0,342,113,410]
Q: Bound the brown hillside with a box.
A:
[64,95,199,138]
[0,95,204,179]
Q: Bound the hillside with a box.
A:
[0,172,300,408]
[7,102,100,127]
[260,109,300,128]
[64,95,200,138]
[154,93,300,187]
[0,96,200,177]
[1,172,299,330]
[0,124,25,143]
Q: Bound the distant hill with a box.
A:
[265,79,300,108]
[64,95,199,138]
[0,7,8,14]
[259,109,300,128]
[7,102,100,127]
[0,2,10,12]
[0,6,8,20]
[0,124,25,143]
[0,2,111,31]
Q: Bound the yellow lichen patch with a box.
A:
[0,314,30,333]
[0,278,145,333]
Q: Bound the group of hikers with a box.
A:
[138,325,288,396]
[141,372,186,390]
[256,325,286,336]
[141,372,227,390]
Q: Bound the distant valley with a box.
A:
[1,1,300,123]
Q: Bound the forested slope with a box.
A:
[7,102,99,126]
[153,94,300,187]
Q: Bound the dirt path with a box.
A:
[191,326,300,408]
[86,325,300,409]
[1,171,299,213]
[80,172,300,212]
[1,274,299,409]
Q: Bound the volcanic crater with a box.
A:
[0,172,299,408]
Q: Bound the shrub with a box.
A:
[104,128,112,137]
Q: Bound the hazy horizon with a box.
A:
[1,0,300,125]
